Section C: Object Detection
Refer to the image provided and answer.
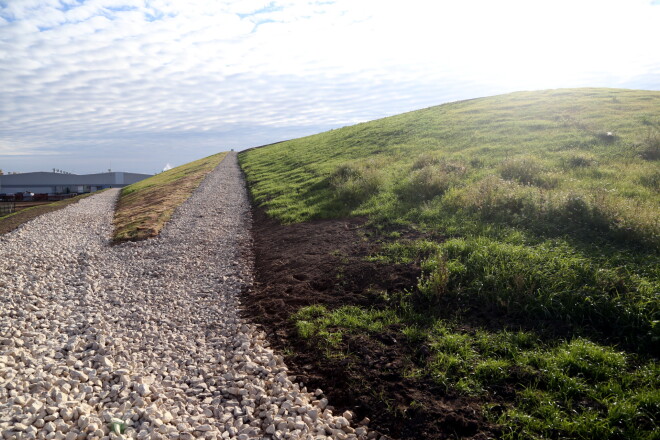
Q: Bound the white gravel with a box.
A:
[0,153,374,440]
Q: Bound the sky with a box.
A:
[1,0,660,175]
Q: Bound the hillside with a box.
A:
[239,88,660,440]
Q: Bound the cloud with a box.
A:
[0,0,659,173]
[0,139,62,156]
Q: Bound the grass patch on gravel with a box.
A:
[113,152,227,242]
[0,192,102,236]
[241,88,660,439]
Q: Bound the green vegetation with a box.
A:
[113,152,226,242]
[293,304,399,355]
[296,306,658,439]
[240,88,660,439]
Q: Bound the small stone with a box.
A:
[13,423,28,432]
[98,356,113,369]
[137,383,151,397]
[73,371,89,383]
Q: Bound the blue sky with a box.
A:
[1,0,659,174]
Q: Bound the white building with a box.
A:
[0,171,152,195]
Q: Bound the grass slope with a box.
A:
[240,88,660,439]
[113,152,226,242]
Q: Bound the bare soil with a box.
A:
[242,208,500,439]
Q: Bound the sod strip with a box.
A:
[112,152,227,242]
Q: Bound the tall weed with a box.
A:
[561,154,597,169]
[638,170,660,191]
[331,161,383,206]
[500,157,557,188]
[638,128,660,161]
[429,236,657,349]
[447,177,659,248]
[395,156,467,204]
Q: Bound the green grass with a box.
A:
[293,304,400,355]
[113,152,226,242]
[295,305,659,439]
[240,88,660,439]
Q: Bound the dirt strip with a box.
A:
[242,208,499,440]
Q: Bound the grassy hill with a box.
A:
[239,89,659,439]
[113,152,226,242]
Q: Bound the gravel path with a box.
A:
[0,153,372,440]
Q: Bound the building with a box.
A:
[0,171,152,195]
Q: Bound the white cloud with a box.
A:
[0,0,659,173]
[0,138,61,156]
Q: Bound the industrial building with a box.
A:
[0,171,152,196]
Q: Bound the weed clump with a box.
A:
[548,191,660,247]
[638,128,660,161]
[562,154,597,169]
[423,236,657,350]
[639,170,660,191]
[396,157,467,203]
[449,176,539,220]
[446,176,659,248]
[331,161,383,206]
[411,152,442,170]
[500,158,557,188]
[396,167,455,203]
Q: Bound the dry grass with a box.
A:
[112,152,227,242]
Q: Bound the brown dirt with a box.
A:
[242,208,500,440]
[0,193,98,236]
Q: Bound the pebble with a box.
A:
[0,153,368,439]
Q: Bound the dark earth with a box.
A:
[242,207,501,440]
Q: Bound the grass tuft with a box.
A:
[330,161,383,206]
[499,157,557,188]
[638,128,660,161]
